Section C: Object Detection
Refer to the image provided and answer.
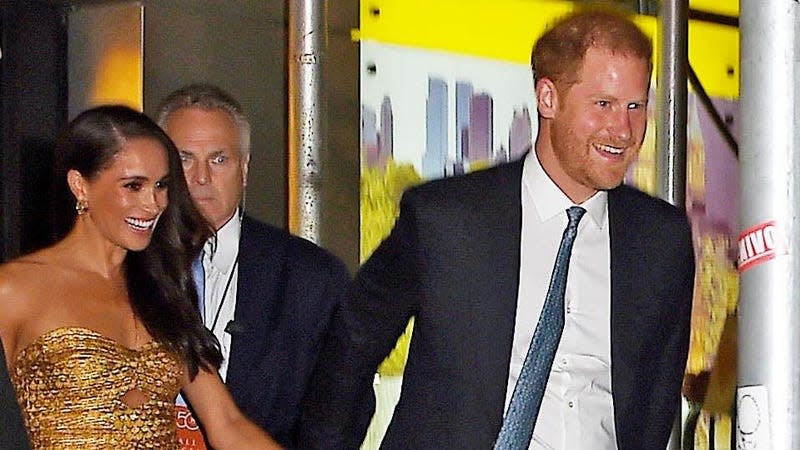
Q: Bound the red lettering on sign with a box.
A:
[738,221,788,273]
[175,405,208,450]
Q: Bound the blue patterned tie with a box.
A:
[191,252,205,320]
[494,206,586,449]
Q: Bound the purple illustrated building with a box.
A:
[378,96,394,168]
[361,105,380,168]
[466,93,492,163]
[508,106,532,161]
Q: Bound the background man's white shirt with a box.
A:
[201,211,241,381]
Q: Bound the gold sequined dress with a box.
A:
[10,327,184,449]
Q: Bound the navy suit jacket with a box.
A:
[298,159,694,449]
[223,216,349,448]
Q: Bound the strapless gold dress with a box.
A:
[10,327,184,449]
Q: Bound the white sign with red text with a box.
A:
[738,221,788,273]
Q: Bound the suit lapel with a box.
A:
[466,161,523,428]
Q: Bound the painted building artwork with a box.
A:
[360,43,535,179]
[360,41,536,266]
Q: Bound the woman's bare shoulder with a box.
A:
[1,257,41,287]
[0,248,68,308]
[0,251,59,359]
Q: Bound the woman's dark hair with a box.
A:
[51,105,222,378]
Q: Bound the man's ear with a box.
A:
[536,78,558,119]
[67,169,88,202]
[241,153,250,188]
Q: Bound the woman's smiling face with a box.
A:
[73,137,170,252]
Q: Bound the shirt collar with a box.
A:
[205,210,241,273]
[522,151,607,229]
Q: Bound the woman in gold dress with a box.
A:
[0,105,281,449]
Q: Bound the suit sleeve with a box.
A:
[297,194,423,449]
[650,212,696,446]
[282,247,351,449]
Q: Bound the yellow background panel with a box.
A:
[691,0,738,17]
[360,0,572,65]
[687,19,738,99]
[360,0,738,98]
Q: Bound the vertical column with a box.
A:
[288,0,325,243]
[738,1,800,448]
[656,0,688,208]
[654,1,688,448]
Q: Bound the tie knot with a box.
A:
[566,206,586,229]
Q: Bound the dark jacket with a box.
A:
[298,159,694,449]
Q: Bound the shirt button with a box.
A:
[561,357,568,366]
[568,401,574,408]
[566,305,572,314]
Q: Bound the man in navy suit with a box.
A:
[157,84,349,448]
[299,9,694,449]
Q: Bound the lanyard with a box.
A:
[204,253,240,334]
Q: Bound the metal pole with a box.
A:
[654,0,688,448]
[288,0,325,243]
[737,1,800,448]
[655,0,688,209]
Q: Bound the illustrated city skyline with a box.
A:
[362,76,532,179]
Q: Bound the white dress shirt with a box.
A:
[201,211,241,381]
[506,151,617,449]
